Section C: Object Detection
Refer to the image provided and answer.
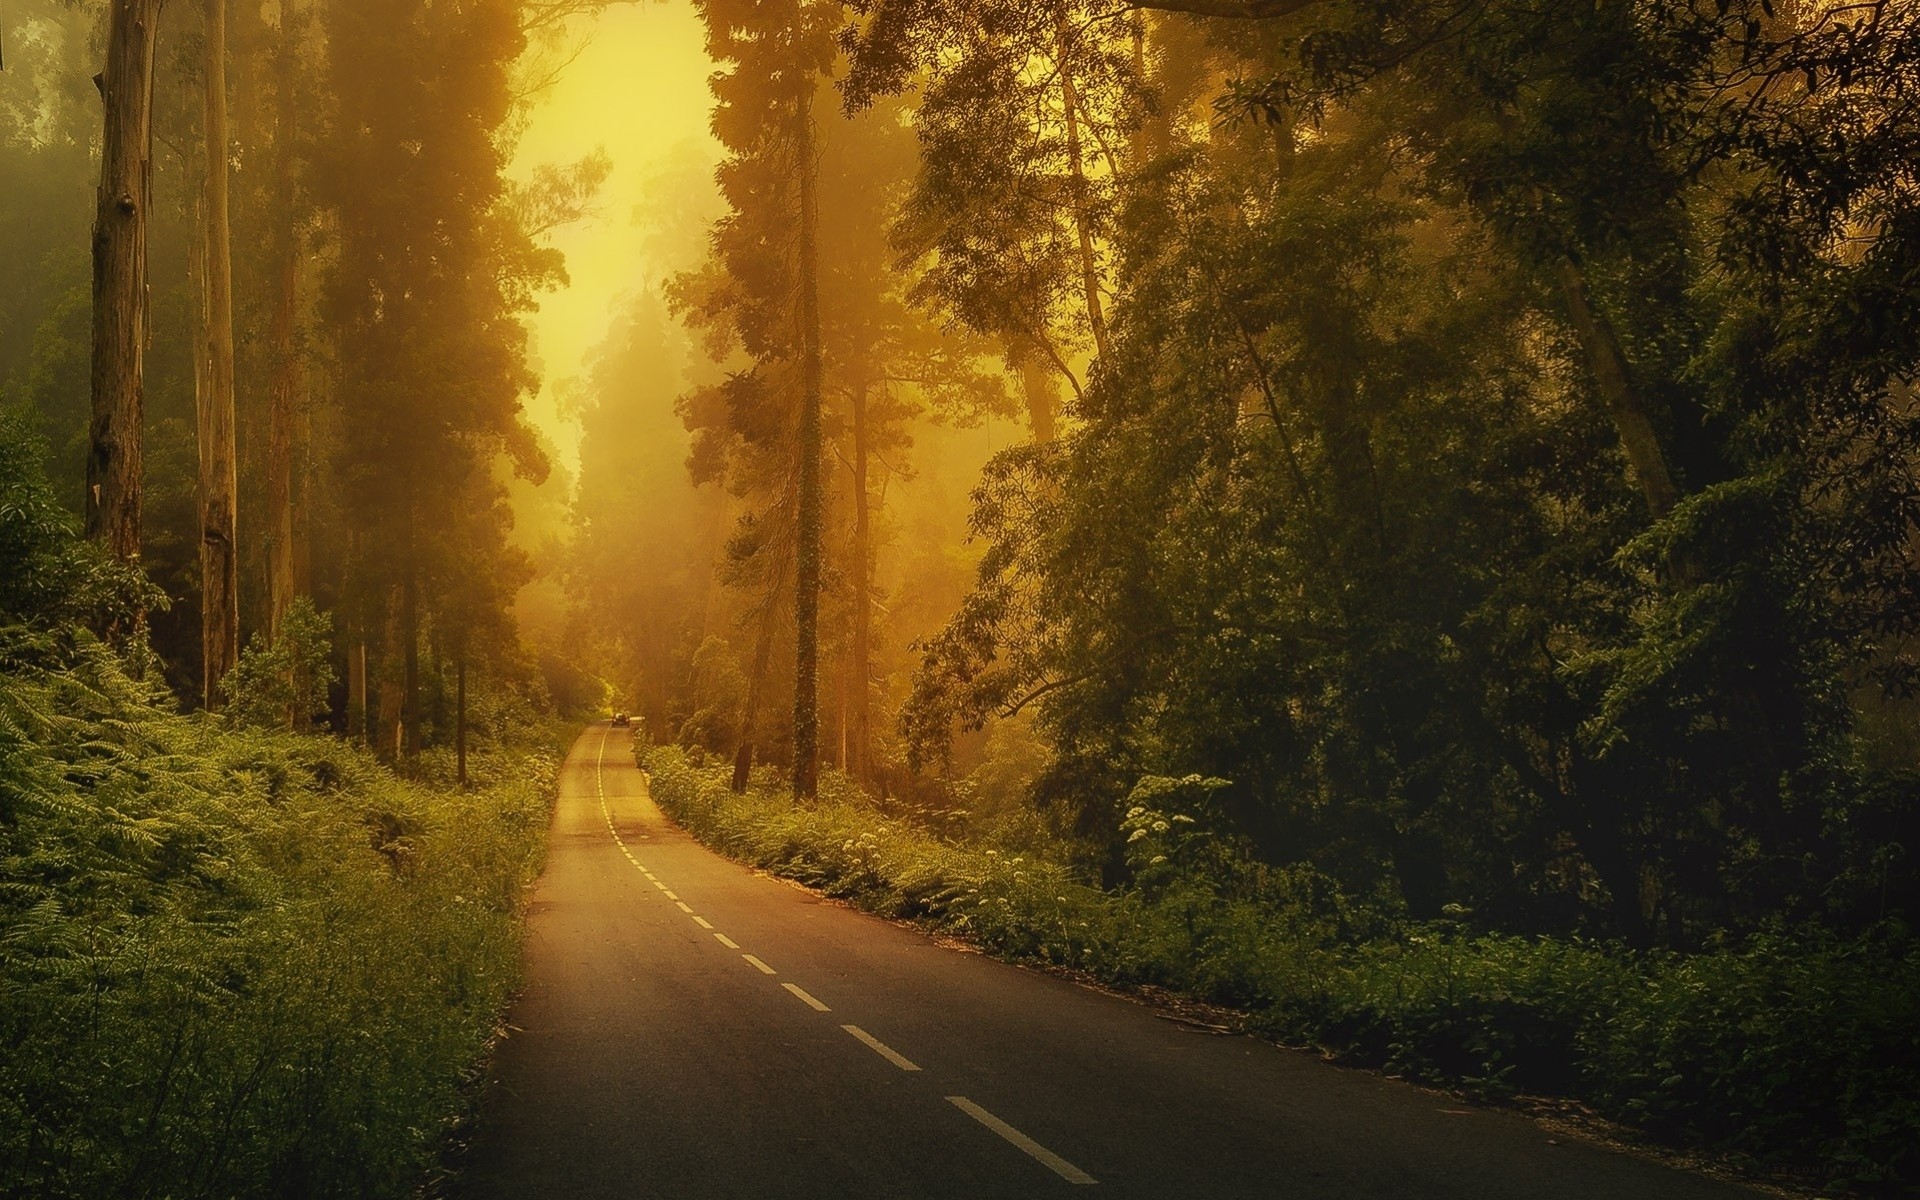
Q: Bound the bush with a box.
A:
[0,631,559,1198]
[642,742,1920,1192]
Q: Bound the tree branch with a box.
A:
[1126,0,1327,19]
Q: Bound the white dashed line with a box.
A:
[947,1097,1096,1185]
[843,1025,922,1071]
[675,901,694,914]
[743,954,777,975]
[663,890,680,900]
[714,933,741,950]
[692,916,714,930]
[783,983,831,1012]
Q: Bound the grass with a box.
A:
[644,743,1920,1194]
[0,631,563,1198]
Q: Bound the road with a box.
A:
[457,724,1762,1199]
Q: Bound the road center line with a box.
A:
[947,1096,1097,1185]
[842,1025,922,1071]
[782,983,831,1012]
[743,954,777,975]
[714,933,741,950]
[662,890,680,900]
[675,901,694,913]
[691,915,714,930]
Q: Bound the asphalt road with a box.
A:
[457,724,1763,1199]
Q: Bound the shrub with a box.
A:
[0,632,558,1198]
[641,742,1920,1192]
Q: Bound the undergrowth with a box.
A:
[0,629,561,1198]
[645,743,1920,1193]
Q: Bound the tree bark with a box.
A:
[348,636,368,742]
[403,568,421,764]
[732,589,783,793]
[848,380,874,790]
[1056,7,1111,362]
[456,649,468,787]
[197,0,240,711]
[792,78,825,802]
[88,0,164,575]
[1552,256,1682,521]
[1020,354,1060,444]
[266,0,302,640]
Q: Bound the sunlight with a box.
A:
[509,2,722,474]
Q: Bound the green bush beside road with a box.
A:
[644,743,1920,1193]
[0,637,560,1198]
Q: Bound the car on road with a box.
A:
[611,712,630,727]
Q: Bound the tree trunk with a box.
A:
[1552,256,1681,518]
[1056,7,1111,362]
[88,0,164,576]
[266,0,302,639]
[197,0,240,711]
[348,636,368,742]
[848,379,874,790]
[732,590,783,794]
[1020,354,1060,444]
[456,650,468,787]
[1551,256,1701,586]
[403,569,421,764]
[377,587,405,760]
[791,79,825,802]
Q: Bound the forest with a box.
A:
[3,0,1919,1194]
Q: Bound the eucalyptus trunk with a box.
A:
[266,0,304,640]
[197,0,240,711]
[87,0,164,576]
[791,80,825,802]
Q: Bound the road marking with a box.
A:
[692,916,714,930]
[714,933,741,950]
[663,890,680,900]
[947,1097,1096,1185]
[675,901,694,914]
[743,954,777,975]
[782,983,831,1012]
[842,1025,921,1071]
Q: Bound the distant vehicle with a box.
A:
[611,712,631,727]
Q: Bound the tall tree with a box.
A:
[196,0,240,709]
[87,0,165,575]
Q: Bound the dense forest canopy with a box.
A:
[4,0,1919,950]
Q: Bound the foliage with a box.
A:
[223,597,339,730]
[646,741,1920,1190]
[0,634,557,1197]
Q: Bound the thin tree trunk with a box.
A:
[266,0,301,639]
[403,569,421,764]
[732,590,783,793]
[1553,257,1681,517]
[1056,7,1111,362]
[1551,256,1701,586]
[456,649,468,787]
[849,379,874,790]
[88,0,164,578]
[792,79,825,802]
[377,587,405,760]
[197,0,240,711]
[348,636,367,742]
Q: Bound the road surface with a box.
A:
[457,724,1761,1199]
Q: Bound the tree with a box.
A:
[195,0,240,709]
[87,0,165,579]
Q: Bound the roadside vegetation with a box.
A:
[646,741,1920,1193]
[0,416,564,1198]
